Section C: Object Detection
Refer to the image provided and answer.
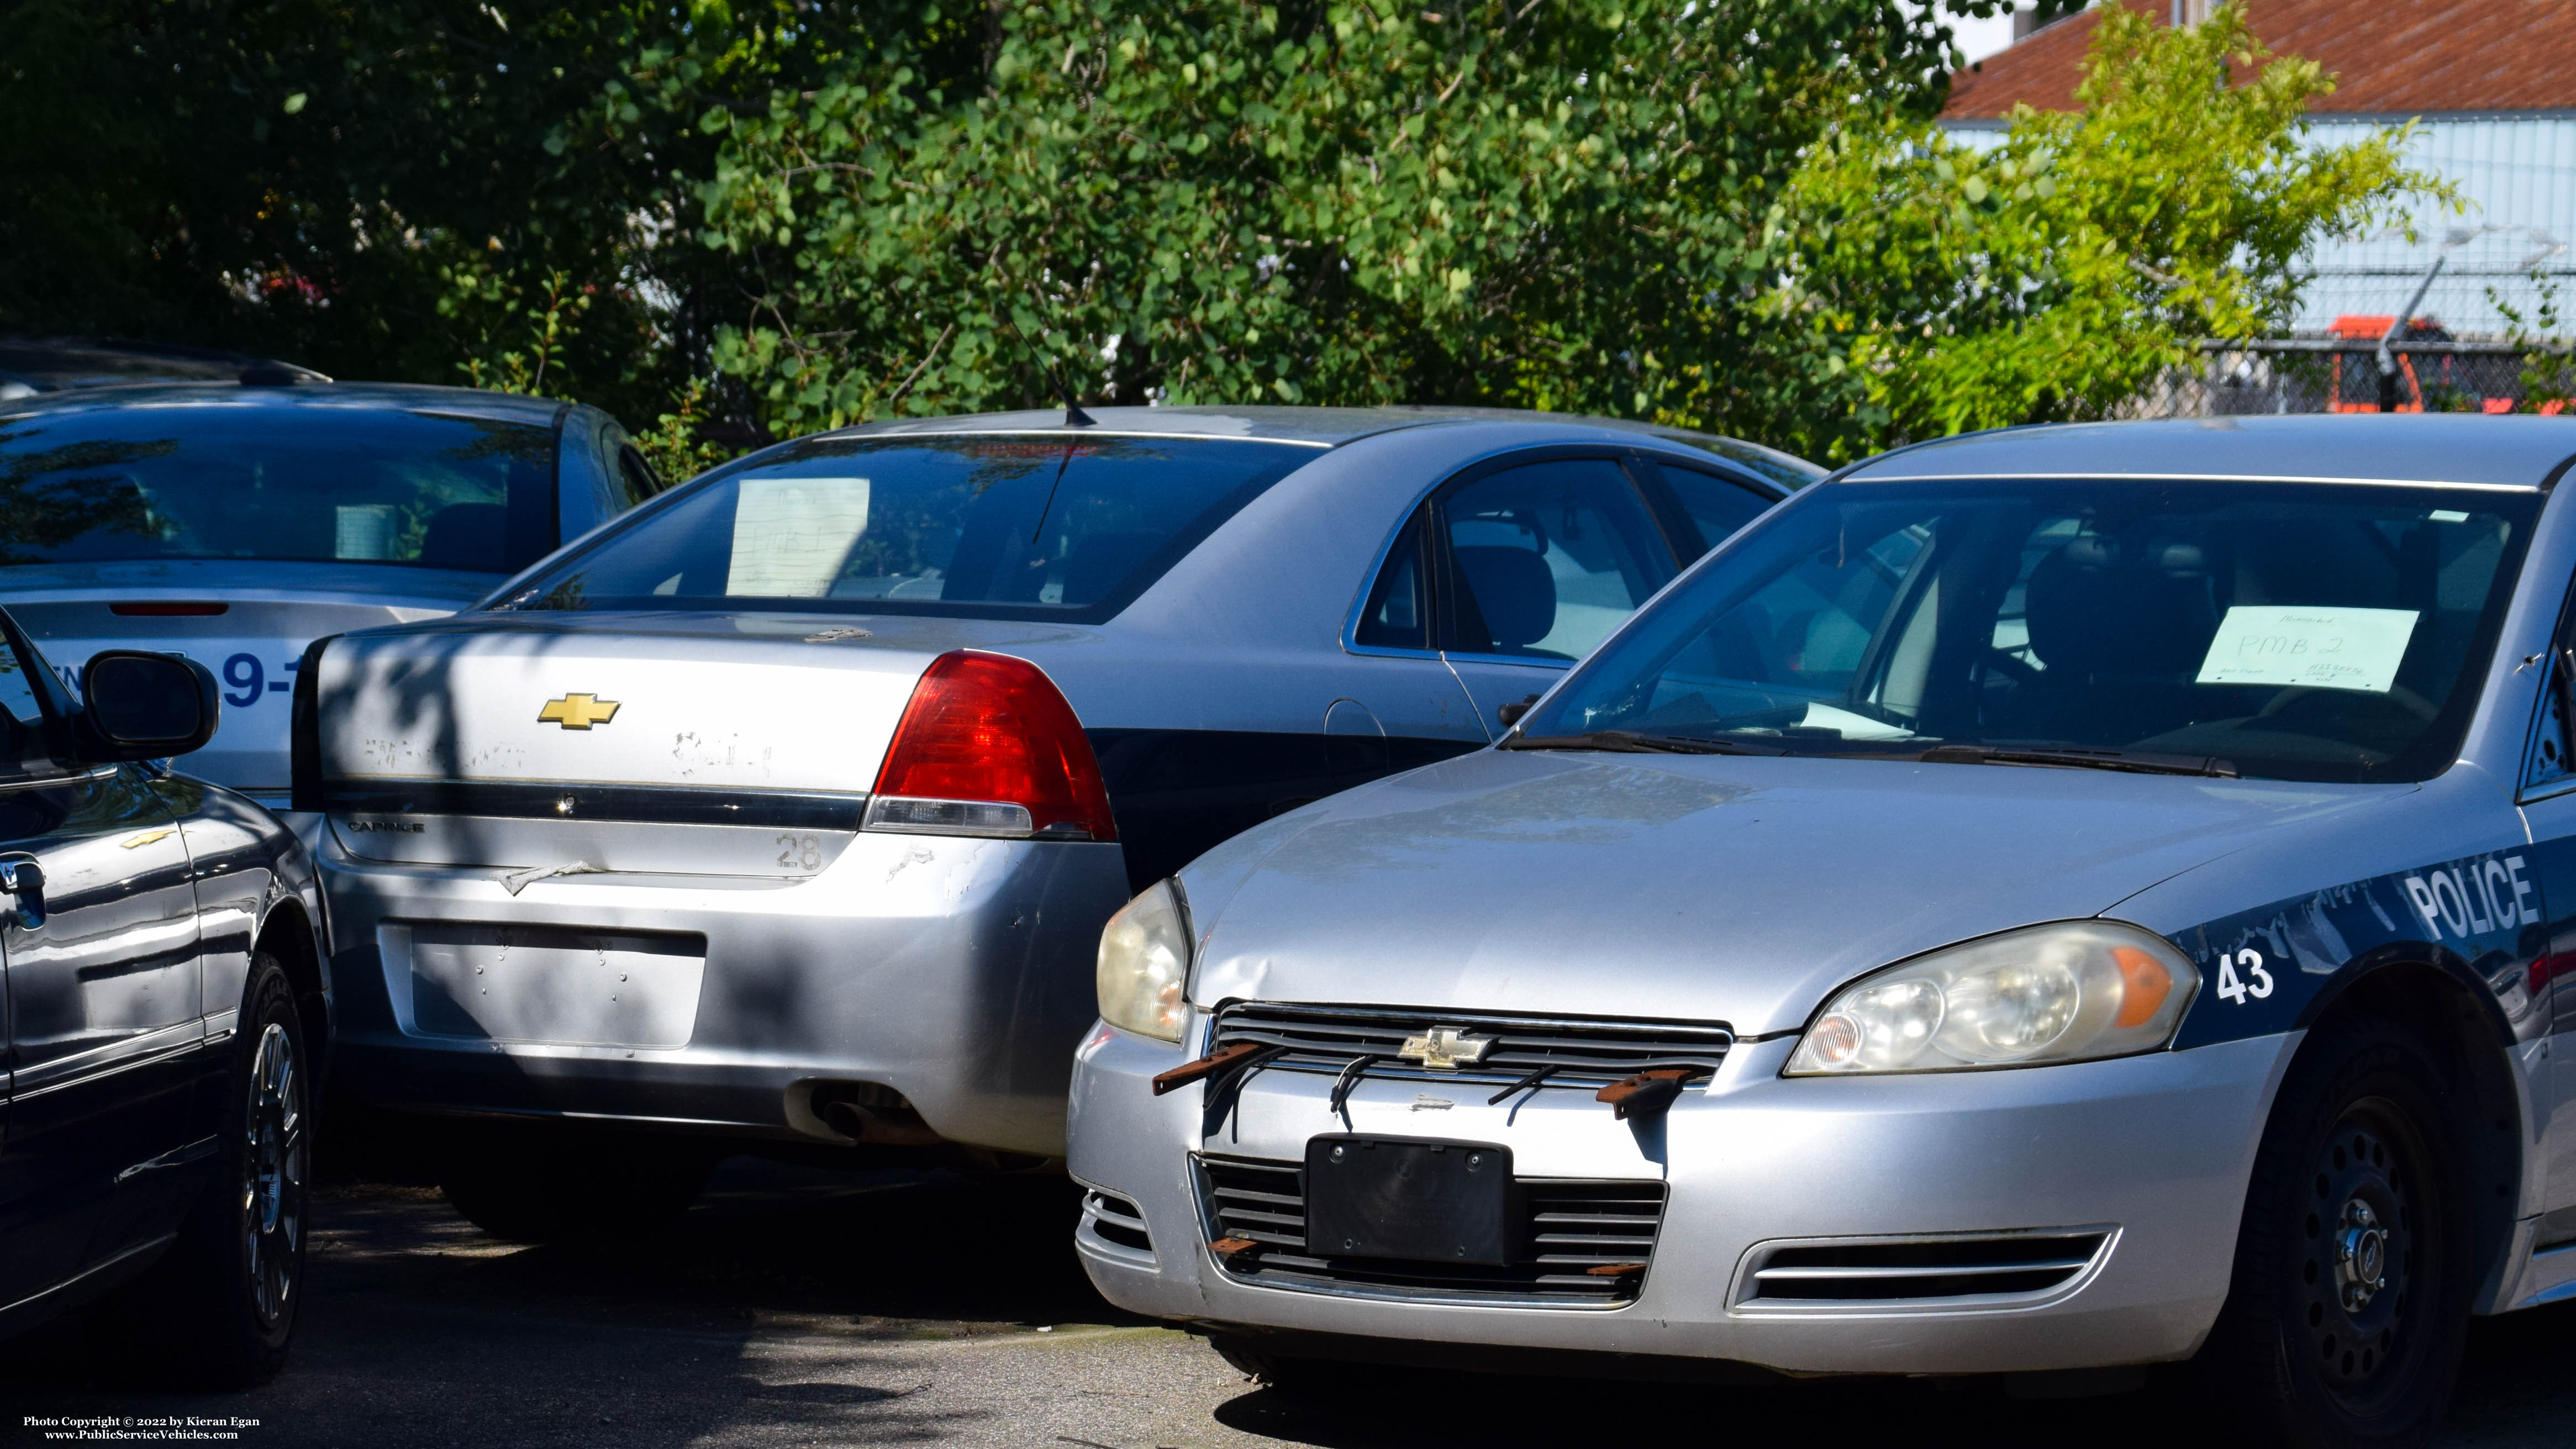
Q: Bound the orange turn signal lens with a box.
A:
[2111,945,2173,1028]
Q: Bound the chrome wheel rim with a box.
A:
[242,1021,305,1329]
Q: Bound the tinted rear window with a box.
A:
[492,434,1314,623]
[0,402,560,572]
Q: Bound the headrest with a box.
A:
[1064,530,1159,605]
[2024,536,2215,682]
[1453,545,1557,651]
[418,503,508,572]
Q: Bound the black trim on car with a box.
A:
[325,779,869,831]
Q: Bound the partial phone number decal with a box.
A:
[57,649,303,712]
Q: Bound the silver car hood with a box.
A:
[1181,749,2411,1037]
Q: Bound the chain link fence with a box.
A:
[2133,340,2574,419]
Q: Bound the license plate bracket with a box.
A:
[1303,1135,1516,1266]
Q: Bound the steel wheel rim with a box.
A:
[2298,1097,2422,1403]
[241,1021,304,1329]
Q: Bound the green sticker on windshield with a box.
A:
[2194,605,2419,694]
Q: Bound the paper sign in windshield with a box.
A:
[2195,605,2419,694]
[726,477,870,598]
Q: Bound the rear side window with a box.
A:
[1651,462,1776,556]
[0,402,560,572]
[497,434,1313,624]
[0,633,54,776]
[617,445,663,504]
[1436,457,1675,662]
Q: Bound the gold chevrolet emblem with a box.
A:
[1398,1025,1495,1071]
[537,693,621,730]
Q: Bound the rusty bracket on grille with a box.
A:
[1584,1261,1650,1278]
[1595,1067,1711,1120]
[1153,1041,1286,1097]
[1209,1236,1263,1263]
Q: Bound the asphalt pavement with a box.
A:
[5,1156,2573,1448]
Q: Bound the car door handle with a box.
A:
[0,857,45,930]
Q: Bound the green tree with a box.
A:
[1758,2,2444,460]
[0,1,900,439]
[681,1,1993,436]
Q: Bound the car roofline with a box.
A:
[1842,470,2542,492]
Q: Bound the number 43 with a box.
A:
[2216,947,2274,1005]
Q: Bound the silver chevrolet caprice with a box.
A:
[302,406,1809,1236]
[1071,415,2576,1445]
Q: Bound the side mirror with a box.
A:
[80,651,220,761]
[1496,693,1542,729]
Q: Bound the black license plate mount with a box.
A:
[1302,1135,1516,1266]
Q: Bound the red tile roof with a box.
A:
[1943,1,2576,120]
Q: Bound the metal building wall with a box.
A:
[2298,114,2576,338]
[1942,113,2576,339]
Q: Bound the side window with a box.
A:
[1652,462,1776,560]
[1354,512,1430,651]
[1435,457,1674,662]
[0,634,54,776]
[617,445,664,505]
[2528,614,2576,793]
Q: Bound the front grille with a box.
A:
[1082,1189,1153,1255]
[1197,1154,1665,1306]
[1207,1001,1732,1097]
[1736,1230,2114,1308]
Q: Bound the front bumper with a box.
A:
[323,828,1128,1157]
[1068,1021,2296,1376]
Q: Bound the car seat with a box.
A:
[1452,544,1558,655]
[2007,536,2219,744]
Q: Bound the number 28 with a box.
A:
[2216,947,2274,1005]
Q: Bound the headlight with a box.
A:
[1784,921,2197,1076]
[1097,878,1193,1042]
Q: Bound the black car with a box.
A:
[0,605,325,1385]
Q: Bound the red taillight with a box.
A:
[110,602,228,617]
[868,650,1117,841]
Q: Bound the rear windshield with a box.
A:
[491,434,1314,623]
[0,402,560,572]
[1519,477,2542,783]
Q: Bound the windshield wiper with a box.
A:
[1917,744,2237,778]
[1501,730,1788,757]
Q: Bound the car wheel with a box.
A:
[2199,1020,2472,1448]
[435,1125,712,1243]
[105,952,309,1388]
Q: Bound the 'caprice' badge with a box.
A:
[537,693,621,730]
[1398,1025,1496,1070]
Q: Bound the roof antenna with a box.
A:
[1055,366,1097,428]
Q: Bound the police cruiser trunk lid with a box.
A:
[2,560,491,797]
[311,612,1096,876]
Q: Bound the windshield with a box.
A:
[0,403,560,572]
[494,434,1313,621]
[1518,478,2541,783]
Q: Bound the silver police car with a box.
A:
[1072,415,2576,1446]
[301,405,1810,1240]
[0,379,660,809]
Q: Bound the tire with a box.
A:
[105,952,311,1389]
[435,1124,712,1243]
[2198,1019,2474,1448]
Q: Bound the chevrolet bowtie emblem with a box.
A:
[537,693,621,730]
[1398,1025,1495,1071]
